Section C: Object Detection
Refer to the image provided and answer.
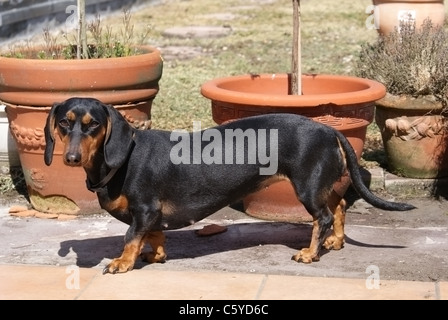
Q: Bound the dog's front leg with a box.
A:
[103,236,145,274]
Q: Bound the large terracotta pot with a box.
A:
[375,93,448,178]
[201,73,386,222]
[372,0,445,35]
[1,46,163,215]
[0,45,163,106]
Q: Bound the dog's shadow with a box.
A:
[58,222,313,269]
[58,220,404,269]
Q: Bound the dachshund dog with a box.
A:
[44,97,415,274]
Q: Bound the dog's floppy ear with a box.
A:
[103,104,135,169]
[44,102,60,166]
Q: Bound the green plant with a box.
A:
[356,18,448,107]
[2,9,151,60]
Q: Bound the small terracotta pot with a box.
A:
[372,0,445,35]
[201,73,386,222]
[375,93,448,178]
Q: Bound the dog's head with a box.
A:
[44,97,134,170]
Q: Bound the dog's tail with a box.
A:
[336,131,416,211]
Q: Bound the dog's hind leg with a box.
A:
[323,191,346,250]
[291,203,334,263]
[141,231,167,263]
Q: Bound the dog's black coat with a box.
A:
[44,97,415,273]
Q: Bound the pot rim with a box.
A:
[0,45,163,106]
[376,92,445,111]
[0,45,162,65]
[201,73,386,107]
[372,0,444,4]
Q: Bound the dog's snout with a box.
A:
[65,152,81,165]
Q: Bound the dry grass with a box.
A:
[2,0,383,130]
[100,0,380,130]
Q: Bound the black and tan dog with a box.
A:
[44,97,415,274]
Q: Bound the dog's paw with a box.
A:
[291,248,320,263]
[102,258,135,274]
[141,251,167,264]
[323,234,344,251]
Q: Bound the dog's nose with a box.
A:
[65,152,81,165]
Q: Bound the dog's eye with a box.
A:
[59,119,70,128]
[89,121,100,129]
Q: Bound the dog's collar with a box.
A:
[86,167,119,193]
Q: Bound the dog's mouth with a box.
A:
[63,159,83,167]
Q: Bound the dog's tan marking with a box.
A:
[81,126,106,169]
[104,237,144,274]
[59,132,70,148]
[324,191,346,250]
[66,110,76,121]
[141,231,167,263]
[57,110,77,154]
[292,220,321,263]
[81,113,92,125]
[102,194,129,213]
[157,199,176,216]
[258,174,290,190]
[337,137,347,169]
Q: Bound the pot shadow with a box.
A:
[58,220,405,270]
[7,166,30,202]
[431,129,448,199]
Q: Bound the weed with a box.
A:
[356,18,448,107]
[2,9,151,59]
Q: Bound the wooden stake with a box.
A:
[291,0,302,95]
[77,0,88,59]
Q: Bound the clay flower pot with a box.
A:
[372,0,445,35]
[0,45,162,106]
[201,73,386,222]
[375,93,448,178]
[0,46,163,215]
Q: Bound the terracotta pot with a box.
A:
[372,0,445,35]
[0,45,163,106]
[201,73,386,223]
[1,46,163,215]
[375,93,448,178]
